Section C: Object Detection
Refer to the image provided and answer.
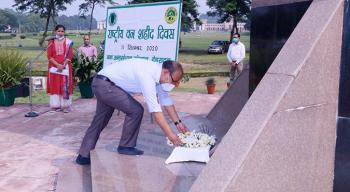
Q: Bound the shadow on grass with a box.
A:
[0,46,46,51]
[179,48,207,55]
[18,46,47,51]
[174,88,225,94]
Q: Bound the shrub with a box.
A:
[0,35,13,40]
[72,51,103,83]
[205,77,216,85]
[181,73,190,83]
[10,33,16,37]
[20,35,26,39]
[0,50,28,88]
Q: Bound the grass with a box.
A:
[14,76,229,104]
[175,76,229,93]
[179,31,250,72]
[0,32,105,71]
[1,31,249,103]
[15,88,82,104]
[0,31,250,72]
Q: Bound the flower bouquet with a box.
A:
[165,131,216,164]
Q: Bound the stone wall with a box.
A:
[190,0,344,191]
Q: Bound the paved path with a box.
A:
[0,92,221,191]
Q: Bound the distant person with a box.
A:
[76,58,188,165]
[99,40,105,52]
[77,35,98,60]
[227,33,246,83]
[46,24,74,113]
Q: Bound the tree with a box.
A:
[0,9,18,31]
[20,13,46,32]
[79,0,115,36]
[207,0,251,42]
[13,0,74,46]
[57,15,97,31]
[128,0,201,32]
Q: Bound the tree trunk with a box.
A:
[52,17,57,27]
[40,11,52,46]
[52,3,57,26]
[229,15,238,43]
[234,19,238,34]
[39,0,54,46]
[230,18,234,43]
[18,21,21,34]
[179,32,182,48]
[89,2,96,36]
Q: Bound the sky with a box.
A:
[1,0,210,21]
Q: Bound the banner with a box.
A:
[103,1,182,66]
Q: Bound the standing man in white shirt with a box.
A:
[76,58,189,165]
[227,33,246,83]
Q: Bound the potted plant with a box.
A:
[205,77,216,94]
[72,52,102,98]
[0,50,27,106]
[176,73,190,88]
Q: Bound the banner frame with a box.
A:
[102,0,182,64]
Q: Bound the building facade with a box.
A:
[97,20,106,31]
[195,19,246,32]
[194,15,247,32]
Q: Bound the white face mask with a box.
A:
[161,83,175,92]
[55,35,64,41]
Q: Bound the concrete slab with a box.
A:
[190,0,343,191]
[207,69,249,139]
[55,161,92,192]
[226,103,337,192]
[190,73,294,191]
[275,0,343,111]
[0,176,55,192]
[90,150,201,192]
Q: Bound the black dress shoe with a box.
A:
[117,146,144,155]
[76,154,91,165]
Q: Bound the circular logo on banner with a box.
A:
[109,12,117,26]
[165,7,177,24]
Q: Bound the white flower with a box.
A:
[166,131,216,148]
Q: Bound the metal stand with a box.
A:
[25,47,50,117]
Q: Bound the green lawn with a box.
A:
[15,76,229,104]
[0,32,105,71]
[2,31,250,103]
[180,31,249,72]
[0,31,250,73]
[15,88,82,104]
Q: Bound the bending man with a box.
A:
[76,58,188,165]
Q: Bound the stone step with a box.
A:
[55,161,92,192]
[90,149,205,192]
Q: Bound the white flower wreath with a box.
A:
[166,131,216,148]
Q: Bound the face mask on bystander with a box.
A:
[55,35,64,41]
[232,37,239,44]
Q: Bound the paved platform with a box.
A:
[0,92,221,191]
